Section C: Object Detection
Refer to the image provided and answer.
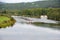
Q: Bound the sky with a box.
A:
[0,0,43,3]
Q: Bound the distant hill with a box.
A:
[0,2,5,9]
[0,1,60,10]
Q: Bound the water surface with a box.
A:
[0,16,60,40]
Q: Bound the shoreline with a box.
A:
[0,16,16,28]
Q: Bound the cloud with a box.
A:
[0,0,42,3]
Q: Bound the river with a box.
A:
[0,16,60,40]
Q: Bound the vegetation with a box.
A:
[0,0,60,29]
[0,15,16,28]
[0,8,60,21]
[47,8,60,21]
[0,0,60,10]
[0,0,60,28]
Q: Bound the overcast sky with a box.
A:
[0,0,43,3]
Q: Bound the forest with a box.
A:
[0,8,60,21]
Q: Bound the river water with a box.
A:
[0,16,60,40]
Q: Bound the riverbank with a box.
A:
[12,16,58,23]
[1,8,60,21]
[0,15,16,28]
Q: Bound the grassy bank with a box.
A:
[0,15,16,28]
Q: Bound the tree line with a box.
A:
[0,8,60,21]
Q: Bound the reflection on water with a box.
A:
[0,22,60,40]
[0,16,60,40]
[32,22,60,30]
[12,16,60,29]
[0,22,15,29]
